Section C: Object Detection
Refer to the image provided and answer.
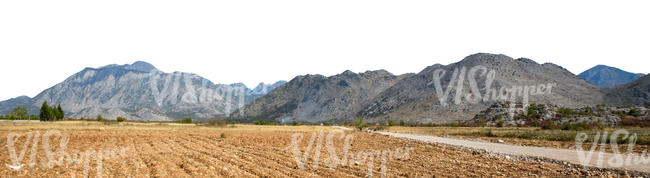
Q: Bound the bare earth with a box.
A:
[0,122,640,177]
[377,131,650,174]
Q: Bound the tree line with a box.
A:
[39,101,64,121]
[0,106,38,120]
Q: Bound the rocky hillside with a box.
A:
[466,102,648,127]
[359,53,605,124]
[230,70,412,123]
[0,61,285,121]
[578,65,644,88]
[604,74,650,106]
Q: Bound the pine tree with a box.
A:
[47,105,55,121]
[39,101,49,121]
[55,104,64,120]
[58,104,64,119]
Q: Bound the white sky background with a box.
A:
[0,0,649,101]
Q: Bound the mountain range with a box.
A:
[0,61,285,121]
[233,53,610,123]
[0,54,647,123]
[230,70,412,123]
[233,54,648,124]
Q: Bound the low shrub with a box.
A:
[561,123,592,131]
[620,117,650,127]
[388,120,395,126]
[355,117,366,131]
[496,120,505,127]
[175,117,193,124]
[628,109,642,117]
[207,118,227,127]
[253,120,277,125]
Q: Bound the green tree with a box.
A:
[40,101,50,121]
[388,120,395,126]
[97,114,105,121]
[399,120,406,126]
[11,107,28,120]
[116,116,126,122]
[355,117,366,131]
[55,104,64,120]
[47,106,55,121]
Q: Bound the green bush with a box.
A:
[612,110,625,116]
[97,115,105,121]
[116,116,126,122]
[526,104,543,119]
[355,117,366,131]
[399,120,406,126]
[220,133,226,138]
[388,120,395,126]
[322,121,331,126]
[175,117,193,124]
[540,121,559,130]
[496,120,505,127]
[580,107,594,116]
[290,121,300,126]
[253,120,277,125]
[557,107,576,116]
[628,109,642,117]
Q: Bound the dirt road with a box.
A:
[377,131,650,174]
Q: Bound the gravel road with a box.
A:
[377,131,650,174]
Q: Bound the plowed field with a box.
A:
[0,122,630,177]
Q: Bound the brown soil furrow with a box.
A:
[172,135,261,177]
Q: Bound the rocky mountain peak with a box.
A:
[516,58,538,64]
[578,65,645,88]
[0,62,285,121]
[125,61,157,72]
[338,70,360,78]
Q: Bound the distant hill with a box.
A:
[358,53,604,124]
[0,61,285,121]
[578,65,644,88]
[233,53,608,124]
[604,74,650,106]
[231,70,412,123]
